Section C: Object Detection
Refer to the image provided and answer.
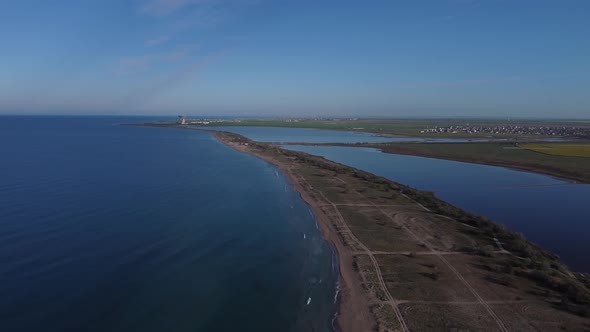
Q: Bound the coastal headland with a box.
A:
[134,123,590,331]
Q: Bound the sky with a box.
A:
[0,0,589,118]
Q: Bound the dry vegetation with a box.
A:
[215,130,590,332]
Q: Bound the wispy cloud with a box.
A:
[116,50,228,109]
[400,75,532,90]
[139,0,229,17]
[450,0,481,8]
[139,0,256,18]
[139,0,194,16]
[145,36,171,47]
[117,49,189,74]
[139,0,229,51]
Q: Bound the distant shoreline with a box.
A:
[379,147,587,184]
[278,141,590,184]
[125,122,589,184]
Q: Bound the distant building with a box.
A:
[177,115,186,125]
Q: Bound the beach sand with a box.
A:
[212,132,375,332]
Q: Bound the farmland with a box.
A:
[522,144,590,158]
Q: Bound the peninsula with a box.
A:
[211,130,590,331]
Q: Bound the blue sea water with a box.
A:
[284,145,590,273]
[0,117,337,332]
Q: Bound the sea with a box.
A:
[0,116,337,332]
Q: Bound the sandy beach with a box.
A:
[211,131,376,332]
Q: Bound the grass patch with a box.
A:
[522,143,590,157]
[370,142,590,183]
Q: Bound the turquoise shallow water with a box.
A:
[284,145,590,273]
[0,117,337,332]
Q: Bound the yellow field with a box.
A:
[522,143,590,157]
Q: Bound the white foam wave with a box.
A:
[334,280,341,304]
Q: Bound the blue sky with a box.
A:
[0,0,589,118]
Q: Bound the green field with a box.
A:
[201,118,590,138]
[522,143,590,158]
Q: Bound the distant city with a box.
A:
[421,125,590,138]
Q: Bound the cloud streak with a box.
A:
[116,50,228,110]
[145,36,171,47]
[139,0,227,17]
[139,0,194,16]
[117,49,189,74]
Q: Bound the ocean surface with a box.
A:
[0,117,337,332]
[284,145,590,273]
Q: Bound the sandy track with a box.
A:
[369,200,509,332]
[304,180,410,332]
[337,172,510,331]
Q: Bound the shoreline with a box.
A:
[277,141,589,184]
[209,131,376,332]
[124,122,588,184]
[378,148,586,184]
